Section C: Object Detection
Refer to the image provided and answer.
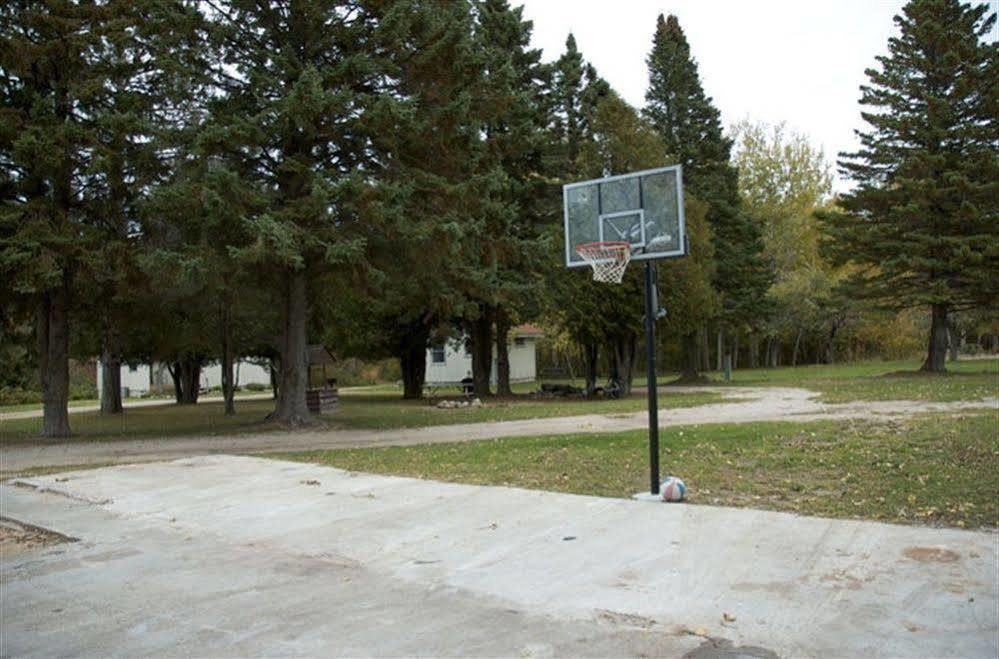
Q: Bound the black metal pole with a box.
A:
[643,261,660,494]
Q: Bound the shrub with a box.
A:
[0,387,42,406]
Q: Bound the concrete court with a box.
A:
[1,456,996,658]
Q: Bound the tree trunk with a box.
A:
[715,329,724,371]
[495,307,512,396]
[220,294,235,415]
[99,354,122,414]
[825,322,839,364]
[168,362,183,403]
[37,284,72,437]
[680,331,701,380]
[748,335,759,368]
[99,315,123,415]
[399,319,430,400]
[609,334,637,396]
[275,268,312,424]
[770,338,780,368]
[920,303,949,373]
[731,332,740,370]
[177,358,201,404]
[269,359,279,399]
[791,329,803,366]
[700,326,711,371]
[946,320,960,362]
[583,342,599,395]
[469,306,493,398]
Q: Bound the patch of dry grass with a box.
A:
[277,413,998,529]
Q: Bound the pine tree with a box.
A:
[826,0,997,372]
[550,34,608,177]
[458,0,549,397]
[197,1,397,424]
[330,0,486,400]
[1,1,193,435]
[544,36,609,392]
[643,14,770,373]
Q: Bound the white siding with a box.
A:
[425,337,537,385]
[508,338,537,381]
[425,341,474,385]
[97,360,271,398]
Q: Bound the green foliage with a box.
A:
[319,0,486,362]
[657,197,718,338]
[644,14,770,330]
[460,0,551,307]
[824,0,998,313]
[732,120,841,358]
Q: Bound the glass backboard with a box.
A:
[563,165,685,267]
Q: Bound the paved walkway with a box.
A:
[1,387,994,473]
[2,456,995,657]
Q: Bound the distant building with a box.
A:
[425,324,543,385]
[97,360,271,398]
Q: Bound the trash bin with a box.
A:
[120,386,130,399]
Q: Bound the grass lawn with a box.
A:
[0,390,273,415]
[277,412,998,529]
[0,388,721,444]
[0,399,102,414]
[0,399,283,445]
[699,356,997,403]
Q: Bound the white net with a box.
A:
[576,241,632,284]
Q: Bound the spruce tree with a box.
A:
[336,0,485,400]
[197,1,397,424]
[459,0,549,397]
[1,1,193,435]
[545,36,609,392]
[826,0,997,372]
[644,14,770,374]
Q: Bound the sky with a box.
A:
[517,0,916,191]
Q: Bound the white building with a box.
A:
[425,324,543,385]
[97,360,272,398]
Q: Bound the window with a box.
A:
[129,365,139,372]
[431,345,446,364]
[514,337,527,348]
[465,343,472,357]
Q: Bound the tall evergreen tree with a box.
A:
[544,35,609,392]
[1,1,193,435]
[825,0,997,372]
[325,0,485,400]
[198,1,398,424]
[644,14,770,374]
[458,0,549,397]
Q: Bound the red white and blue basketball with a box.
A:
[661,477,686,502]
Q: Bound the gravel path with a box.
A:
[1,386,994,473]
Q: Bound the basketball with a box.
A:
[661,477,686,502]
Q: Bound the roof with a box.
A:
[307,345,336,366]
[512,324,544,338]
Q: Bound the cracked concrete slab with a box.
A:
[2,456,995,657]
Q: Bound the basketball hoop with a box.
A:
[576,241,632,283]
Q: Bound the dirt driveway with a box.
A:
[1,386,994,474]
